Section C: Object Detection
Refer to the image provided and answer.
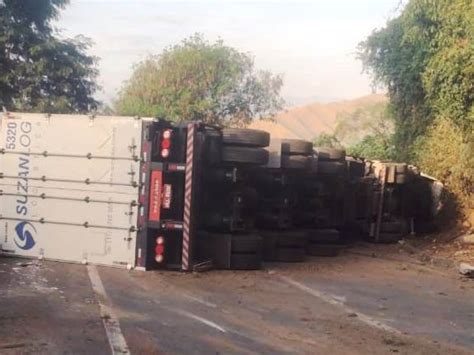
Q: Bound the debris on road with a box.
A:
[458,263,474,278]
[460,234,474,245]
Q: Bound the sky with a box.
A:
[56,0,401,107]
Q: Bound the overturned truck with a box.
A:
[0,113,441,271]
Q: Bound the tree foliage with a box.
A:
[359,0,473,212]
[314,102,395,160]
[115,34,284,126]
[414,117,473,208]
[334,102,393,146]
[0,0,99,113]
[313,133,341,149]
[358,0,473,160]
[347,134,394,160]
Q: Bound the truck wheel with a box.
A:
[221,146,269,165]
[317,161,345,175]
[380,220,407,234]
[281,155,310,169]
[260,230,307,247]
[281,139,313,155]
[231,234,263,253]
[310,157,318,174]
[306,244,340,257]
[307,229,340,244]
[230,254,262,270]
[273,248,306,262]
[315,147,345,161]
[222,128,270,147]
[376,232,404,244]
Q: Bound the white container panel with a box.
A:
[0,113,145,268]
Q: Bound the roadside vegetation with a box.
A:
[0,0,99,113]
[315,0,473,221]
[314,102,395,161]
[115,34,284,127]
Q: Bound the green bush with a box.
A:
[415,117,473,209]
[347,134,395,160]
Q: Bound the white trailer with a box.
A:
[0,112,147,268]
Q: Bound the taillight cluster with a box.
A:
[155,236,165,263]
[161,129,172,158]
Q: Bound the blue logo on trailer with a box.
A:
[14,221,36,250]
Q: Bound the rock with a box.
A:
[466,211,474,231]
[459,263,474,277]
[461,234,474,245]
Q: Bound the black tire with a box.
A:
[310,157,318,174]
[307,229,340,244]
[222,128,270,148]
[306,244,340,257]
[221,146,269,165]
[260,230,307,248]
[380,220,407,234]
[273,248,306,262]
[281,139,313,155]
[231,234,263,253]
[315,147,345,161]
[281,155,310,170]
[230,254,262,270]
[317,161,345,175]
[377,232,403,244]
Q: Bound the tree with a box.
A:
[358,0,473,160]
[359,0,473,211]
[347,134,394,160]
[334,102,393,148]
[313,133,341,149]
[0,0,99,113]
[313,102,395,160]
[115,34,284,126]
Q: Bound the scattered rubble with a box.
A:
[458,263,474,278]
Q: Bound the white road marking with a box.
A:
[87,265,130,354]
[181,293,218,308]
[171,308,227,333]
[278,274,401,334]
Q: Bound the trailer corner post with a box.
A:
[182,122,197,271]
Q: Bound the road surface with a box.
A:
[1,244,473,354]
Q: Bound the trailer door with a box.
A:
[0,113,142,268]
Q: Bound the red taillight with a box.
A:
[160,130,172,158]
[155,244,164,255]
[155,235,165,263]
[162,130,172,139]
[161,139,171,149]
[161,148,170,158]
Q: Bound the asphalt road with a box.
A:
[1,245,473,354]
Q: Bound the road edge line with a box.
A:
[87,265,130,355]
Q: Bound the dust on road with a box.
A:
[1,245,473,354]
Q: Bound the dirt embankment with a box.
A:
[249,94,387,140]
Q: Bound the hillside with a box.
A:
[249,94,388,140]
